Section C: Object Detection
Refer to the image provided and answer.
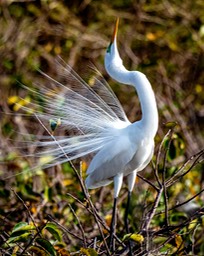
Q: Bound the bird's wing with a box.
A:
[85,133,138,189]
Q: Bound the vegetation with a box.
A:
[0,0,204,255]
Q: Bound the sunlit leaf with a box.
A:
[44,223,63,242]
[12,222,28,232]
[11,222,36,237]
[123,233,144,244]
[7,95,19,105]
[7,232,32,244]
[175,234,184,250]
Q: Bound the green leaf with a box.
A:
[44,223,63,242]
[36,238,56,256]
[7,232,32,244]
[11,222,36,238]
[12,222,28,232]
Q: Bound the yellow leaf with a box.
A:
[168,41,179,51]
[44,42,53,53]
[188,220,198,230]
[54,45,61,54]
[62,179,74,186]
[105,214,112,227]
[81,161,88,172]
[7,95,19,105]
[13,96,31,111]
[175,234,183,250]
[130,233,144,243]
[123,233,144,244]
[146,32,157,41]
[195,84,202,93]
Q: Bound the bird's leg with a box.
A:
[125,191,133,256]
[125,171,137,256]
[124,190,131,234]
[109,173,123,251]
[109,197,118,251]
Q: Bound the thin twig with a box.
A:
[141,187,163,253]
[166,149,204,187]
[66,192,125,247]
[162,128,175,227]
[153,206,204,237]
[68,203,87,247]
[160,188,204,213]
[137,173,158,191]
[47,215,84,241]
[11,188,41,235]
[154,128,173,188]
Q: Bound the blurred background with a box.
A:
[0,0,204,254]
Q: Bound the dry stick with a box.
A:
[68,203,87,247]
[143,187,163,253]
[34,115,111,255]
[153,206,204,238]
[144,232,177,256]
[11,188,41,236]
[138,130,173,253]
[166,149,204,187]
[67,192,125,248]
[162,128,175,227]
[191,223,200,255]
[148,233,176,255]
[154,129,173,188]
[11,189,49,254]
[145,187,163,230]
[141,129,173,251]
[165,188,204,213]
[137,173,158,191]
[67,193,106,229]
[47,214,84,241]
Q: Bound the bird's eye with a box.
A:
[107,42,112,53]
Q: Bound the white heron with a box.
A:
[21,18,158,251]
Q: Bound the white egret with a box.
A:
[20,18,158,252]
[88,18,158,249]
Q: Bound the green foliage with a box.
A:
[0,0,204,255]
[3,221,67,255]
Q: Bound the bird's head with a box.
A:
[104,18,123,74]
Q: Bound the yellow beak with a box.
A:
[111,17,119,44]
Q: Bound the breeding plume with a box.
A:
[23,19,158,250]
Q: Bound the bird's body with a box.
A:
[86,122,155,195]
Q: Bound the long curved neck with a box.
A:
[107,64,158,137]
